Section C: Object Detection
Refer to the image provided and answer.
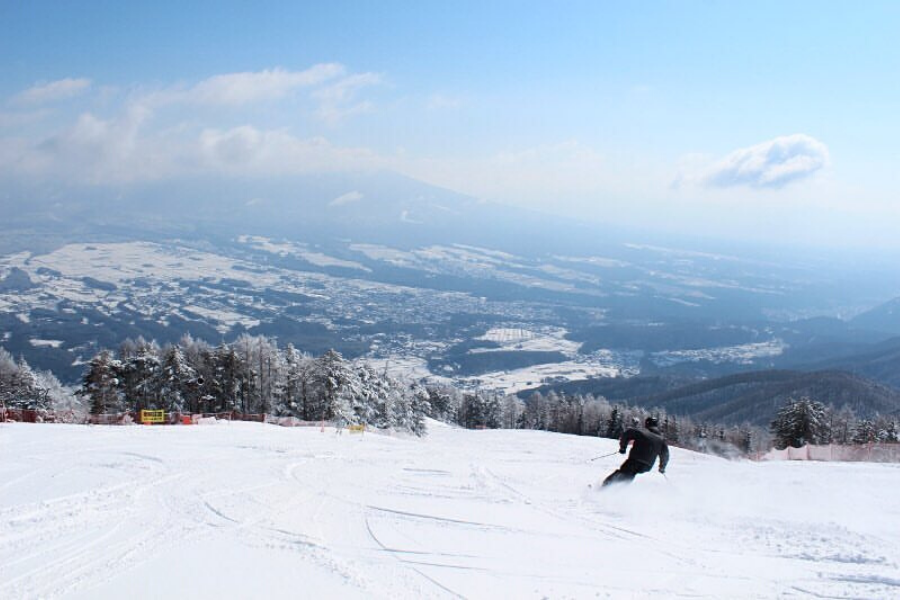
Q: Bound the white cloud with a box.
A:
[149,64,346,107]
[197,126,382,175]
[13,78,92,105]
[312,72,382,122]
[8,106,155,183]
[134,64,382,119]
[0,62,389,184]
[0,106,386,184]
[329,191,364,206]
[701,134,829,189]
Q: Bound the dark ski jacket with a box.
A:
[620,426,669,470]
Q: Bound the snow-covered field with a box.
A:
[2,422,899,599]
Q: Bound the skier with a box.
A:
[602,416,669,487]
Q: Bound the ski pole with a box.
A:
[588,451,619,462]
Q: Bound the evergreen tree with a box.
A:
[213,345,242,412]
[81,350,123,414]
[316,349,358,423]
[120,338,161,412]
[426,385,455,422]
[770,397,830,449]
[460,391,501,428]
[852,419,877,444]
[158,346,196,413]
[277,344,306,417]
[10,356,45,410]
[408,384,431,436]
[876,418,899,443]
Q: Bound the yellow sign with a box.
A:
[348,423,366,434]
[140,409,166,424]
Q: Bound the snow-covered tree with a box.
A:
[119,338,161,412]
[581,395,609,436]
[315,349,358,424]
[81,350,123,414]
[1,347,79,414]
[0,347,17,405]
[521,391,551,430]
[350,364,386,426]
[460,391,502,429]
[426,385,458,423]
[852,419,877,445]
[276,344,307,417]
[770,397,830,449]
[212,345,243,412]
[33,369,81,415]
[500,394,524,429]
[385,381,429,435]
[232,335,263,413]
[876,418,899,443]
[604,405,625,439]
[662,414,680,442]
[158,346,196,413]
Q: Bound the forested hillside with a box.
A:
[527,369,900,427]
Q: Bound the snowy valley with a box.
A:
[3,235,897,398]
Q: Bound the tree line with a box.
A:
[77,334,430,434]
[0,347,76,413]
[4,337,897,454]
[512,390,759,456]
[770,396,899,449]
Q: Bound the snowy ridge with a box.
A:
[1,422,898,599]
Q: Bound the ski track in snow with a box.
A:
[1,422,899,599]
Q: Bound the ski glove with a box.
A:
[619,448,626,454]
[659,466,666,474]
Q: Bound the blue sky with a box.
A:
[2,1,899,249]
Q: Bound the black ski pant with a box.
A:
[602,458,652,487]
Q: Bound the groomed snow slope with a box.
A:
[2,421,899,599]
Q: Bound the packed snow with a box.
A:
[650,339,787,367]
[458,357,629,394]
[28,339,65,349]
[3,421,898,599]
[475,327,582,356]
[238,236,371,272]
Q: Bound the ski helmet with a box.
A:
[645,417,659,428]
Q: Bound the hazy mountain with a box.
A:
[851,297,900,336]
[0,171,634,258]
[792,336,900,390]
